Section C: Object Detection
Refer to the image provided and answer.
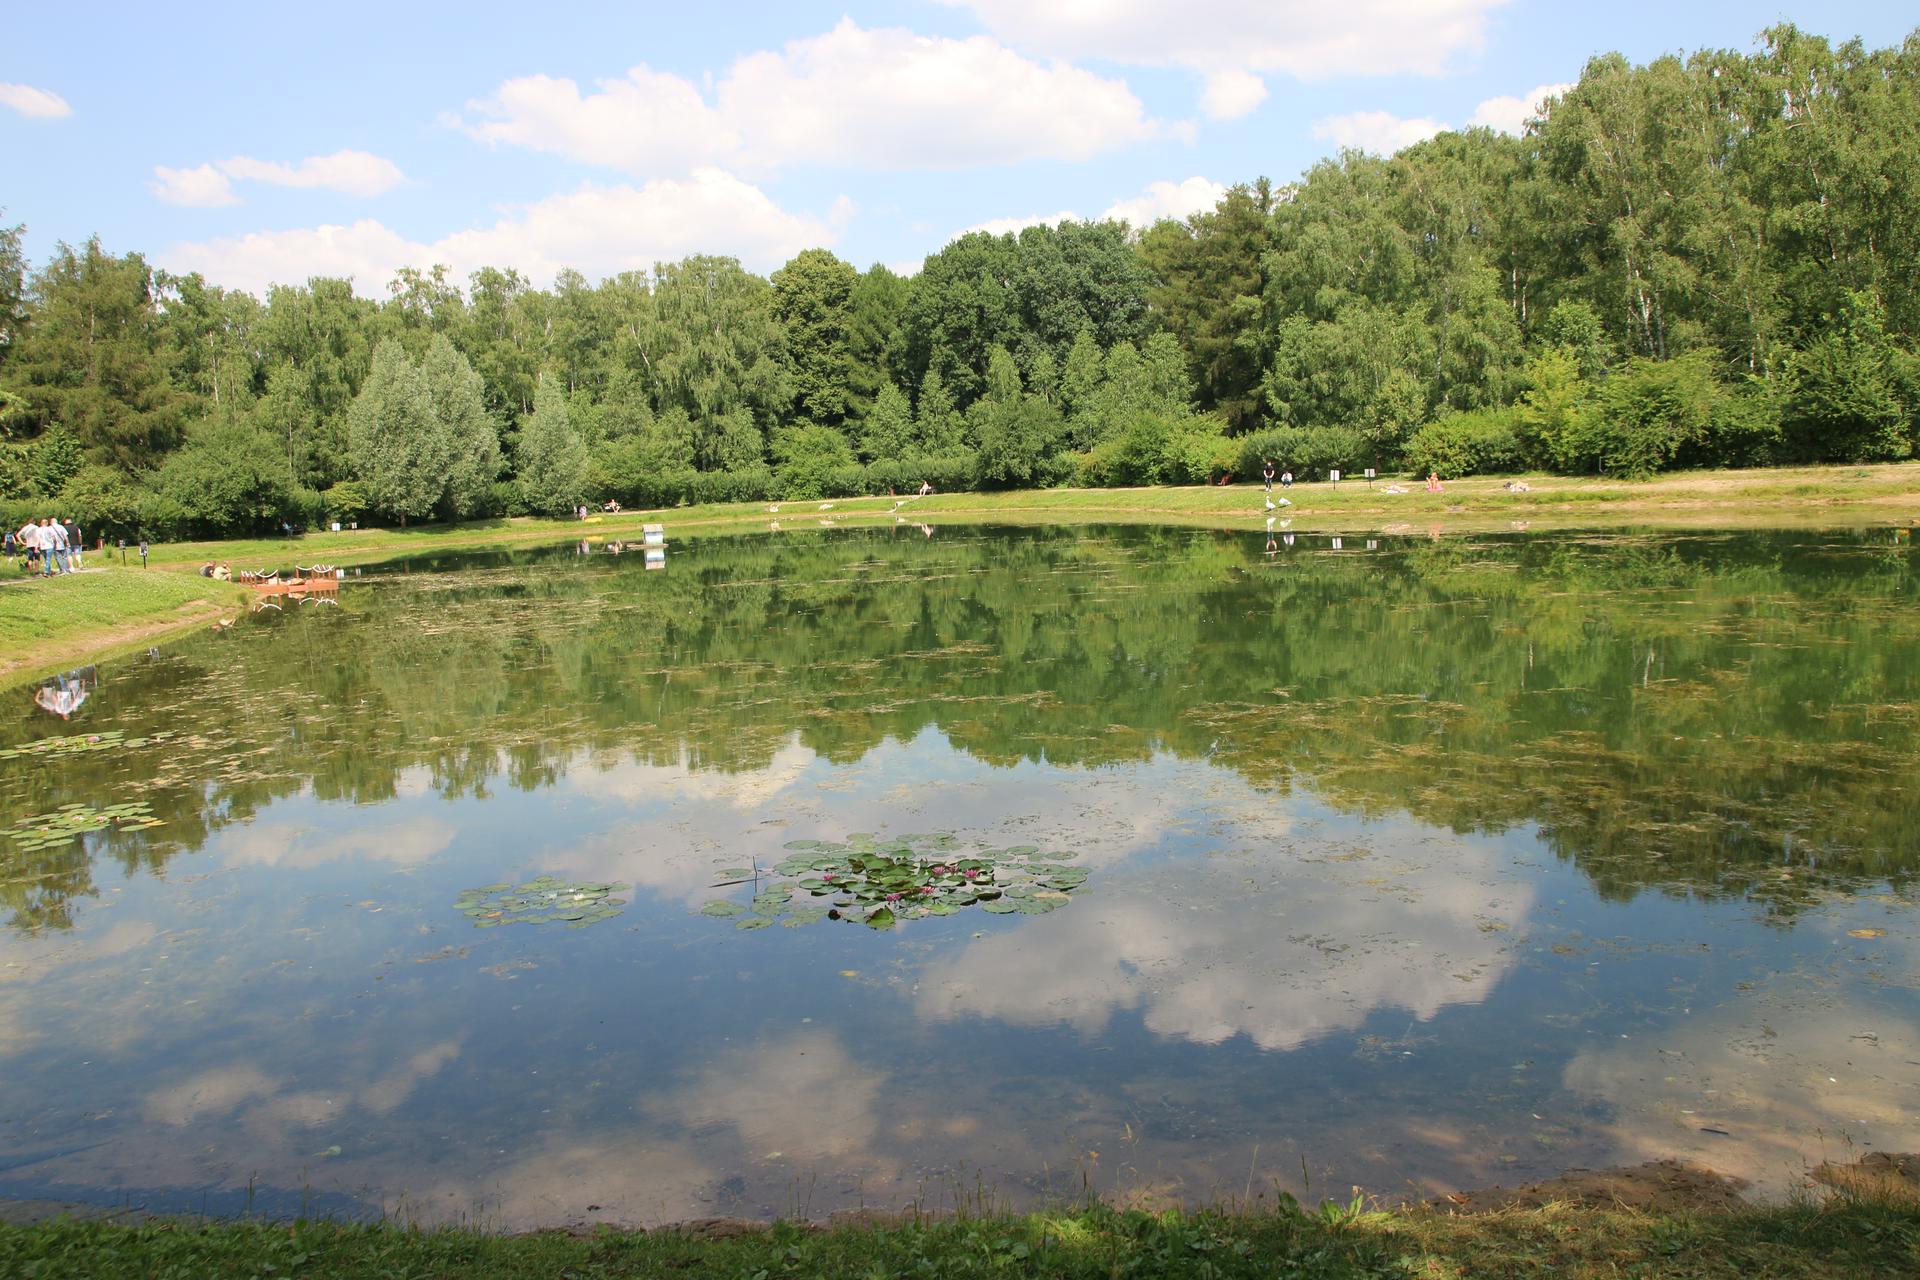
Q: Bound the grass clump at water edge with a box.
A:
[2,1193,1914,1279]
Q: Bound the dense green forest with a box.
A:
[2,24,1917,537]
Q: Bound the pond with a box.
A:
[0,524,1915,1227]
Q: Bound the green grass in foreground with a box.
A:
[2,1198,1915,1279]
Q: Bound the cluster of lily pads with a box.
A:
[5,801,164,850]
[0,729,178,762]
[454,877,629,928]
[700,833,1090,930]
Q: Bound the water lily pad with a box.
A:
[693,831,1093,931]
[6,800,162,847]
[452,879,629,929]
[0,729,180,762]
[751,888,794,913]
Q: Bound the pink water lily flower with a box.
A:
[964,869,981,879]
[885,892,903,901]
[822,873,837,881]
[920,886,935,894]
[930,865,950,875]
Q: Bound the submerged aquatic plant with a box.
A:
[454,876,629,929]
[698,832,1090,931]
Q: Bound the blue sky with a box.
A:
[5,1,1913,297]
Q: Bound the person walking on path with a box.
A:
[13,519,37,572]
[64,519,83,570]
[1263,459,1275,494]
[45,517,70,574]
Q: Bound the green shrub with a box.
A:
[322,481,369,525]
[771,425,858,500]
[1235,425,1369,479]
[688,466,775,505]
[55,465,146,538]
[1404,407,1525,478]
[1590,352,1722,478]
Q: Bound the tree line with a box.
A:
[1,23,1916,537]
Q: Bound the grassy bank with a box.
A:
[5,462,1917,685]
[133,461,1920,576]
[0,567,246,685]
[2,1195,1915,1279]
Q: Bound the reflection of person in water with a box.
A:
[32,666,95,720]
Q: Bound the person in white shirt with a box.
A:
[44,518,70,574]
[15,520,40,572]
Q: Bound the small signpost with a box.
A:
[1329,468,1341,488]
[1364,467,1377,488]
[1331,536,1344,550]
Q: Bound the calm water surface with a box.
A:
[0,525,1915,1226]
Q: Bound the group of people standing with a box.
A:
[7,517,85,575]
[1261,459,1295,492]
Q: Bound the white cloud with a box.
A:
[1312,109,1448,154]
[218,150,408,197]
[218,815,457,869]
[642,1031,890,1162]
[464,65,736,175]
[917,820,1533,1052]
[949,209,1081,241]
[1200,68,1268,120]
[0,82,71,119]
[1309,79,1573,159]
[152,150,408,207]
[945,175,1226,245]
[941,0,1509,113]
[1100,175,1228,227]
[151,163,239,208]
[160,170,833,295]
[462,18,1162,175]
[1467,81,1573,135]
